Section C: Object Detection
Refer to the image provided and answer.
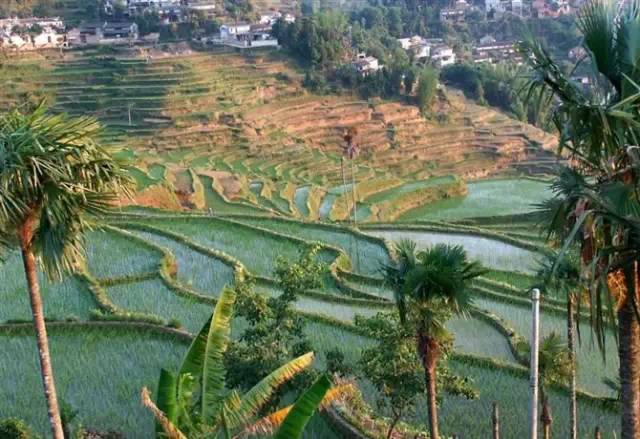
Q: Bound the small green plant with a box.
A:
[0,418,38,439]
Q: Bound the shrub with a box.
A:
[0,418,38,439]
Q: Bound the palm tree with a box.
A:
[524,333,572,439]
[383,241,484,439]
[144,287,339,439]
[521,1,640,436]
[0,104,132,439]
[536,250,581,439]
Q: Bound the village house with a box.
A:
[531,0,571,17]
[439,8,466,21]
[0,17,67,50]
[397,35,430,59]
[126,0,182,17]
[431,45,456,67]
[396,36,455,67]
[259,11,295,26]
[353,53,382,75]
[67,21,139,45]
[184,0,217,18]
[472,38,521,64]
[215,23,278,48]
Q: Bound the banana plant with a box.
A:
[142,286,335,438]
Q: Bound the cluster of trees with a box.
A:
[441,62,552,128]
[274,11,440,113]
[272,12,351,68]
[0,0,56,18]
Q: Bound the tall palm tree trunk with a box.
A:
[567,295,577,439]
[618,281,640,438]
[19,216,65,439]
[418,332,440,439]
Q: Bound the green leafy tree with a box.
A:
[0,104,132,439]
[357,312,424,439]
[383,240,484,439]
[225,245,327,410]
[521,0,640,436]
[417,67,439,115]
[145,287,334,439]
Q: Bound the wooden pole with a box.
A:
[492,402,500,439]
[530,288,541,439]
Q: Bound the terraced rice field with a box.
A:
[0,46,558,221]
[365,228,539,273]
[399,178,553,221]
[0,214,620,437]
[1,43,617,439]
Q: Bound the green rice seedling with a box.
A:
[367,229,538,273]
[133,217,319,277]
[0,252,96,322]
[446,317,515,363]
[106,278,212,333]
[484,269,536,291]
[85,230,161,280]
[303,321,374,367]
[399,179,552,221]
[0,327,187,437]
[363,176,456,205]
[357,359,617,438]
[254,283,377,323]
[130,231,236,297]
[233,217,390,276]
[474,297,618,396]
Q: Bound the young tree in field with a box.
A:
[225,245,326,410]
[416,67,438,115]
[358,313,423,439]
[521,1,640,436]
[524,333,572,439]
[357,311,477,439]
[383,240,484,439]
[536,247,582,439]
[0,104,132,439]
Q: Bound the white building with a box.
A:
[431,46,456,67]
[0,17,67,50]
[220,23,251,40]
[259,11,295,25]
[353,53,382,75]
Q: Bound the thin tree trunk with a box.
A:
[19,218,65,439]
[418,332,440,439]
[567,295,577,439]
[492,401,500,439]
[619,268,640,439]
[541,396,552,439]
[387,411,401,439]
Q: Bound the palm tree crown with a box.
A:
[0,103,132,276]
[396,243,483,325]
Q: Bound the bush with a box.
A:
[0,418,38,439]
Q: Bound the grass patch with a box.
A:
[0,327,186,437]
[0,253,96,322]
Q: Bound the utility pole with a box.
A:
[128,102,134,126]
[530,288,541,439]
[492,402,500,439]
